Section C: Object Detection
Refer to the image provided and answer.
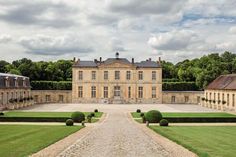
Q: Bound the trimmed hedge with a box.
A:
[165,117,236,123]
[163,82,199,91]
[0,117,69,122]
[145,110,163,123]
[163,78,180,82]
[31,81,72,90]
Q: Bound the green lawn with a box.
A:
[0,125,83,157]
[150,126,236,157]
[131,112,236,118]
[2,111,103,118]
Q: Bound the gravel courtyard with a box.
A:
[25,104,215,157]
[21,103,217,113]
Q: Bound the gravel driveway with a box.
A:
[58,110,170,157]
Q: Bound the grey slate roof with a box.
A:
[0,73,30,89]
[73,58,161,68]
[135,61,161,68]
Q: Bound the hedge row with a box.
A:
[2,116,236,123]
[165,117,236,123]
[162,82,200,91]
[31,81,72,90]
[163,78,180,82]
[0,117,69,122]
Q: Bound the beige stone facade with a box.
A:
[32,90,72,104]
[162,91,203,104]
[202,74,236,111]
[72,54,162,104]
[0,73,33,110]
[203,89,236,111]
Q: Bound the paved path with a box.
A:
[56,109,196,157]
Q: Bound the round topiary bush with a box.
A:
[145,110,162,123]
[71,111,85,123]
[94,109,98,112]
[0,112,4,116]
[90,112,95,117]
[136,109,141,113]
[140,112,144,117]
[66,119,74,126]
[159,119,169,126]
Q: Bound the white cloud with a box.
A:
[0,34,12,43]
[229,26,236,34]
[148,30,199,50]
[19,34,93,55]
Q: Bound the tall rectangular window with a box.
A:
[128,86,131,98]
[78,86,83,98]
[214,93,216,100]
[233,94,235,107]
[91,71,96,80]
[138,87,143,98]
[152,71,156,80]
[227,94,229,106]
[91,86,96,98]
[115,71,120,80]
[59,95,64,102]
[46,95,51,102]
[152,87,156,98]
[126,71,131,80]
[138,71,143,80]
[78,71,83,80]
[104,71,108,80]
[171,96,175,103]
[218,93,220,100]
[104,86,108,98]
[185,96,189,103]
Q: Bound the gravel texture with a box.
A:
[58,111,170,157]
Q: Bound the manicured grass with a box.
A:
[131,112,236,118]
[2,111,103,118]
[0,125,83,157]
[150,126,236,157]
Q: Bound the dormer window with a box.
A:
[5,77,9,87]
[14,77,18,87]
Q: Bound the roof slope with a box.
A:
[206,74,236,90]
[73,58,161,68]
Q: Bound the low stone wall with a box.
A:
[32,90,72,104]
[162,91,204,104]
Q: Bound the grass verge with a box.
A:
[149,126,236,157]
[0,125,83,157]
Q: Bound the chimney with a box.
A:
[132,58,134,64]
[73,57,76,62]
[116,52,119,59]
[149,58,151,61]
[77,58,80,64]
[94,59,98,63]
[158,57,161,64]
[100,57,102,62]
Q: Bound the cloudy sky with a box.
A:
[0,0,236,63]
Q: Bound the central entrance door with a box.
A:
[114,86,121,97]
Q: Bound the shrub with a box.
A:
[159,119,169,126]
[136,109,141,113]
[142,116,146,123]
[71,111,85,123]
[0,112,4,116]
[140,113,144,117]
[145,110,163,123]
[94,109,98,113]
[66,119,74,126]
[90,112,95,117]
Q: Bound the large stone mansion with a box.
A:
[72,53,162,104]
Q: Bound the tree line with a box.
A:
[0,51,236,90]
